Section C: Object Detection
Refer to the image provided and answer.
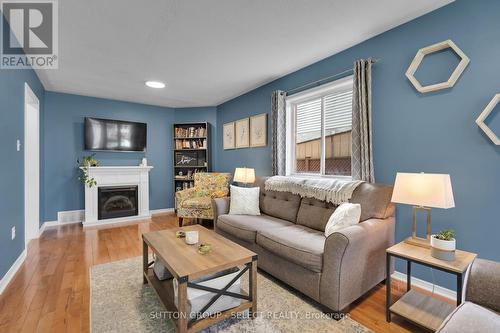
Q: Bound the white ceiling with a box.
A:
[36,0,453,108]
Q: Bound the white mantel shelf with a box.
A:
[82,166,154,171]
[82,166,153,228]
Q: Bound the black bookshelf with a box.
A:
[173,122,210,207]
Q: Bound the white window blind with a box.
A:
[296,98,321,143]
[324,90,353,136]
[296,89,353,143]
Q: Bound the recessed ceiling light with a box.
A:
[145,81,165,89]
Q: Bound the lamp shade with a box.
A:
[233,167,255,184]
[391,172,455,209]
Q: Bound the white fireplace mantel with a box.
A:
[82,166,153,227]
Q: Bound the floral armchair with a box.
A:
[176,172,231,226]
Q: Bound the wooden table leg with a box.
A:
[249,257,258,319]
[143,239,148,284]
[386,253,391,322]
[178,277,188,333]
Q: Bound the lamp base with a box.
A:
[404,236,431,249]
[406,206,432,248]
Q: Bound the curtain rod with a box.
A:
[285,58,380,95]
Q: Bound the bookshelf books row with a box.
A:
[175,126,206,138]
[175,138,207,149]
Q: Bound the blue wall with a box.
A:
[216,0,500,289]
[0,15,45,278]
[43,92,176,221]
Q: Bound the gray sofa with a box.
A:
[437,258,500,333]
[212,177,395,313]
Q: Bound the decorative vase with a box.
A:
[430,235,456,261]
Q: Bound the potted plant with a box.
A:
[430,229,456,261]
[77,154,99,188]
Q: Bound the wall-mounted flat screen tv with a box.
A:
[85,117,147,152]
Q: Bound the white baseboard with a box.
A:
[39,219,83,237]
[151,208,174,215]
[0,249,27,295]
[392,271,456,301]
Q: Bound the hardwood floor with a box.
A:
[0,213,450,332]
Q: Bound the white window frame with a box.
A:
[285,75,353,178]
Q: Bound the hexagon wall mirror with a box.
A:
[406,39,470,93]
[476,94,500,145]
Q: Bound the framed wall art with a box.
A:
[235,118,249,148]
[250,113,267,147]
[223,122,235,149]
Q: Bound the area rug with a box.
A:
[90,257,371,333]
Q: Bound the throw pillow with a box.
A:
[324,203,361,237]
[229,185,261,215]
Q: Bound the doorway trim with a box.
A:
[24,82,40,246]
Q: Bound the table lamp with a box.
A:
[233,167,255,187]
[391,172,455,248]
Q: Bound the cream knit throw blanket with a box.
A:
[264,176,364,204]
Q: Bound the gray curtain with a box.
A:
[271,90,287,176]
[351,59,375,182]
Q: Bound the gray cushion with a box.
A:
[217,214,294,243]
[256,225,325,272]
[296,197,336,231]
[465,259,500,313]
[255,177,394,223]
[350,182,395,221]
[437,302,500,333]
[254,177,301,222]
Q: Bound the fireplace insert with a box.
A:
[98,186,138,220]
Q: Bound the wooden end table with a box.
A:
[386,241,476,331]
[142,225,258,333]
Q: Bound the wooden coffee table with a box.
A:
[142,225,258,333]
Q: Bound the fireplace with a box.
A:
[98,186,138,220]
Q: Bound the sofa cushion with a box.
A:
[229,185,260,215]
[256,225,325,272]
[296,197,337,231]
[255,177,301,222]
[217,214,294,243]
[437,302,500,333]
[350,183,395,221]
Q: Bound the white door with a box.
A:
[24,83,40,245]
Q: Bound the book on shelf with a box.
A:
[175,138,207,149]
[175,126,206,138]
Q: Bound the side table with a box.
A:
[386,241,476,331]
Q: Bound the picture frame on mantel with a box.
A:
[235,118,250,148]
[223,122,235,150]
[250,113,267,147]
